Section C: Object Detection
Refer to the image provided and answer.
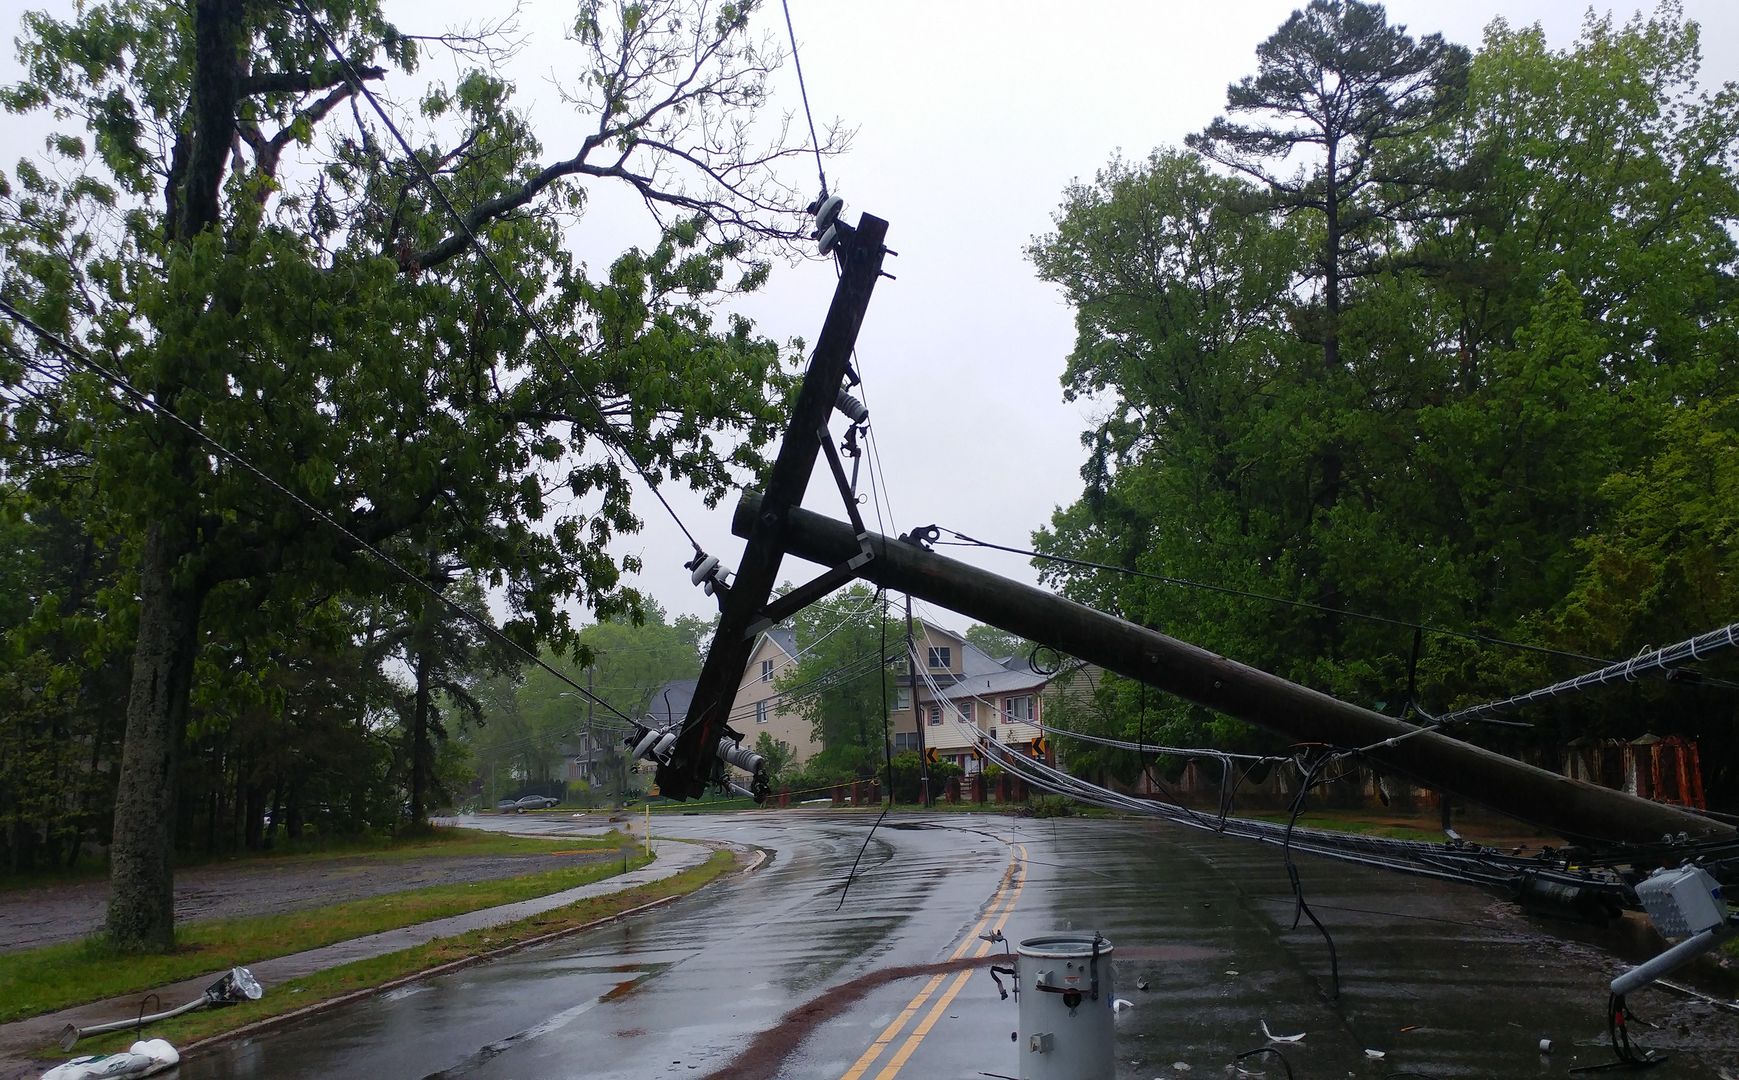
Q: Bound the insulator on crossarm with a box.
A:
[716,737,766,776]
[633,728,663,761]
[835,389,869,425]
[689,556,720,587]
[813,194,844,232]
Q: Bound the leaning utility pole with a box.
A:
[733,493,1734,846]
[647,204,892,800]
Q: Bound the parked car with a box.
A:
[513,794,560,812]
[495,799,520,813]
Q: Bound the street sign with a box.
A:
[926,747,940,766]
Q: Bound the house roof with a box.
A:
[646,677,699,726]
[762,626,798,659]
[934,667,1050,702]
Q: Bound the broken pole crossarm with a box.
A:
[732,492,1734,846]
[654,212,892,800]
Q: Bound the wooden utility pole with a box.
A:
[905,594,932,808]
[657,213,891,799]
[733,493,1733,846]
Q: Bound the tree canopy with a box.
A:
[1031,2,1739,798]
[0,0,830,949]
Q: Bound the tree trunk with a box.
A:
[105,521,204,952]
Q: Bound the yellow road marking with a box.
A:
[837,844,1027,1080]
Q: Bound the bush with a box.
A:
[886,752,963,804]
[1023,795,1074,818]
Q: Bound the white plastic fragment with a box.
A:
[1113,998,1135,1012]
[1260,1019,1306,1043]
[40,1039,179,1080]
[1364,1049,1386,1060]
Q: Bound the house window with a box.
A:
[895,688,911,711]
[927,646,951,669]
[755,700,768,724]
[989,728,997,741]
[958,701,973,722]
[1005,696,1034,721]
[893,731,919,752]
[760,659,774,682]
[928,704,942,726]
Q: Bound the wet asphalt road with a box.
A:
[180,812,1739,1080]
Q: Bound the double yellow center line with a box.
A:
[838,843,1028,1080]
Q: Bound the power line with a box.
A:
[0,297,634,726]
[778,0,829,199]
[1438,622,1739,725]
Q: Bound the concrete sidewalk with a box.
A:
[0,838,720,1079]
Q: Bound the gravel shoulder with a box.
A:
[0,850,613,953]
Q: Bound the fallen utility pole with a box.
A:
[734,492,1733,846]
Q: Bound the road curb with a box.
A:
[179,845,749,1059]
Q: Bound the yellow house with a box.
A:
[647,628,822,766]
[732,627,821,763]
[887,621,1068,773]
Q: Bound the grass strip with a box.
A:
[1245,812,1443,842]
[61,850,739,1058]
[0,840,639,1024]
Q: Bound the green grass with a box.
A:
[59,851,739,1057]
[0,835,640,1023]
[1246,811,1442,842]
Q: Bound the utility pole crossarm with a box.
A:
[654,213,891,800]
[733,492,1735,846]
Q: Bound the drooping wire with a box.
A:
[1439,621,1739,724]
[778,0,829,199]
[835,588,894,911]
[290,0,705,555]
[1282,750,1346,999]
[1233,1047,1296,1079]
[0,297,634,725]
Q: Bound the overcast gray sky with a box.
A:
[581,0,1739,633]
[5,0,1735,636]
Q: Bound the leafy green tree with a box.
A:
[401,571,518,829]
[1,0,823,950]
[1031,3,1739,789]
[0,492,130,871]
[471,605,705,805]
[752,732,796,788]
[963,624,1030,662]
[776,585,893,779]
[1187,0,1470,374]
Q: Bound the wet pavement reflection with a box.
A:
[179,813,1739,1080]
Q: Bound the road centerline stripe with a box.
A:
[836,844,1026,1080]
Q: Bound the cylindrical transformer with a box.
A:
[1015,933,1115,1080]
